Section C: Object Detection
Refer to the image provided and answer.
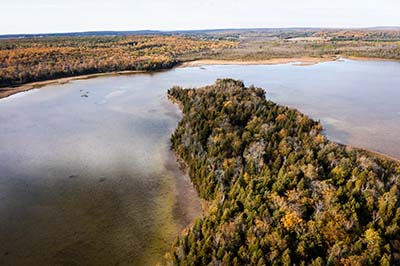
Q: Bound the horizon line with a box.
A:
[1,26,400,38]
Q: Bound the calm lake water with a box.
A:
[0,59,399,266]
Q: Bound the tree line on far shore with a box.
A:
[0,36,236,88]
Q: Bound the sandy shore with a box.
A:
[179,55,400,67]
[2,56,399,100]
[0,70,145,100]
[178,56,339,67]
[343,56,400,63]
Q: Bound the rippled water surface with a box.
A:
[0,59,399,266]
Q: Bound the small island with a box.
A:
[164,79,400,265]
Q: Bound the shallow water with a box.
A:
[0,59,399,266]
[0,78,201,266]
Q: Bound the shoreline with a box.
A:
[344,56,400,63]
[178,55,400,67]
[167,93,220,216]
[0,70,147,100]
[1,55,399,100]
[178,56,339,67]
[345,143,400,164]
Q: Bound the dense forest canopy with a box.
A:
[164,79,400,265]
[0,35,236,88]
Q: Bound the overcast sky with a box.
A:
[1,0,399,34]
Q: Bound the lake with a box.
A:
[0,59,399,266]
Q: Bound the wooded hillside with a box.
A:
[0,36,236,87]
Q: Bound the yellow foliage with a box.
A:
[223,101,233,108]
[364,228,381,246]
[211,134,222,143]
[243,172,250,183]
[281,212,303,231]
[276,114,287,122]
[279,129,288,138]
[222,158,236,169]
[331,166,346,178]
[314,134,325,144]
[340,257,363,266]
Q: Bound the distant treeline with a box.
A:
[183,28,400,62]
[192,28,400,42]
[164,79,400,265]
[1,29,399,89]
[2,28,399,40]
[0,36,236,88]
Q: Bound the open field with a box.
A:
[179,28,400,61]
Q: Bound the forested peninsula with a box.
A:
[164,79,400,265]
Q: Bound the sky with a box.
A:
[1,0,399,34]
